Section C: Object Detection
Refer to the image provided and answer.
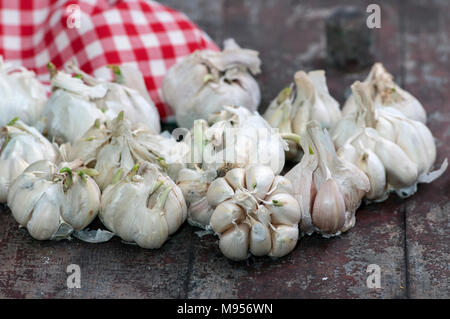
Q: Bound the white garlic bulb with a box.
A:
[100,162,187,249]
[0,56,47,127]
[176,105,287,229]
[342,63,426,123]
[68,112,187,191]
[162,39,261,128]
[7,159,101,240]
[40,62,160,144]
[285,121,370,236]
[0,120,58,202]
[207,165,301,261]
[332,81,447,201]
[264,70,341,160]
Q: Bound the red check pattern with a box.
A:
[0,0,218,121]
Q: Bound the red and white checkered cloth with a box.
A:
[0,0,219,121]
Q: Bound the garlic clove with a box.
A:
[266,193,301,226]
[373,138,418,189]
[210,200,245,234]
[268,176,294,196]
[245,165,274,200]
[311,177,346,235]
[26,183,64,241]
[207,177,235,207]
[358,149,387,200]
[135,205,169,249]
[224,167,245,190]
[269,224,299,258]
[61,174,100,231]
[248,216,272,256]
[219,223,250,261]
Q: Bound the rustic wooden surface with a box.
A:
[0,0,448,298]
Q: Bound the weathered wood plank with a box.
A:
[0,206,191,298]
[401,0,450,299]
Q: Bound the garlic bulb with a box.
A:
[7,159,101,240]
[162,39,261,128]
[264,70,341,160]
[0,56,47,127]
[40,62,160,144]
[100,162,187,249]
[0,120,58,202]
[285,121,370,236]
[68,112,187,191]
[342,63,426,123]
[332,81,447,201]
[207,164,301,261]
[176,105,287,229]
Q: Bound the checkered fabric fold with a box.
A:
[0,0,218,121]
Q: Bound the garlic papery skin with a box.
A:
[264,70,341,160]
[162,39,261,128]
[7,160,101,240]
[0,57,47,127]
[342,63,426,123]
[285,121,370,236]
[40,62,160,144]
[68,113,187,191]
[0,120,58,202]
[177,105,287,229]
[333,81,447,201]
[100,162,187,249]
[207,165,301,261]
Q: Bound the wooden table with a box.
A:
[0,0,448,298]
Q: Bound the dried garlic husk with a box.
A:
[342,63,426,123]
[162,39,261,128]
[264,70,341,160]
[285,121,370,236]
[7,159,101,240]
[332,81,447,201]
[0,57,47,127]
[68,112,187,191]
[40,62,160,144]
[0,119,58,202]
[207,164,300,261]
[176,105,287,229]
[100,162,187,249]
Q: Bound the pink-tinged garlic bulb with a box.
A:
[285,121,370,236]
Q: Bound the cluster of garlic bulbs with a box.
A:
[7,159,101,240]
[0,120,58,202]
[100,162,187,249]
[207,165,300,260]
[264,70,341,160]
[0,56,47,127]
[285,122,370,236]
[342,63,426,123]
[40,62,160,144]
[332,82,447,201]
[176,105,287,229]
[67,112,187,190]
[162,39,261,128]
